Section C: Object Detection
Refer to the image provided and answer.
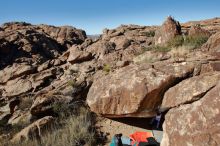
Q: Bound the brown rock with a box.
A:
[67,46,93,64]
[0,63,36,84]
[39,25,87,47]
[110,36,131,50]
[161,72,220,110]
[2,77,32,97]
[155,16,182,45]
[188,24,211,37]
[8,110,31,126]
[11,116,54,143]
[0,99,20,125]
[202,32,220,52]
[161,82,220,146]
[87,62,194,117]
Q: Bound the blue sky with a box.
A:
[0,0,220,34]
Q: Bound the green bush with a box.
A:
[167,35,184,47]
[103,64,111,74]
[183,35,209,49]
[144,31,155,37]
[167,35,209,49]
[67,80,76,87]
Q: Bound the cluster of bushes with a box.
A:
[142,34,209,53]
[167,35,209,49]
[143,30,155,37]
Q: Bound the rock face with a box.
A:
[161,72,220,110]
[202,32,220,52]
[87,62,194,117]
[0,22,86,68]
[67,45,93,64]
[0,63,36,84]
[155,16,182,45]
[11,116,54,143]
[188,24,211,37]
[161,82,220,146]
[85,24,157,67]
[1,17,220,145]
[38,25,86,47]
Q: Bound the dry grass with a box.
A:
[1,107,96,146]
[169,46,191,62]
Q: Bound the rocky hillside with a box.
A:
[0,17,220,146]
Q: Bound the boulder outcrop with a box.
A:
[161,72,220,110]
[202,32,220,52]
[87,62,195,117]
[155,16,182,45]
[161,82,220,146]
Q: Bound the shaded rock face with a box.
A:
[0,22,86,68]
[161,72,220,110]
[161,82,220,146]
[87,62,195,117]
[155,16,182,45]
[38,25,86,48]
[30,92,73,117]
[11,116,54,143]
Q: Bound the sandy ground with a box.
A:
[96,117,163,145]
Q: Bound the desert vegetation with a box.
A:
[0,105,97,146]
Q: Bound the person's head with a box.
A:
[156,111,161,115]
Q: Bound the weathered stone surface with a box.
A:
[188,24,211,37]
[8,110,31,126]
[0,99,20,125]
[1,68,57,97]
[87,62,194,117]
[155,16,182,45]
[0,63,36,83]
[161,82,220,146]
[161,72,220,110]
[39,25,86,47]
[202,32,220,52]
[0,22,86,68]
[181,17,220,34]
[11,116,54,143]
[109,36,131,50]
[2,77,33,97]
[30,92,73,116]
[67,45,93,64]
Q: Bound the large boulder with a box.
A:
[161,82,220,146]
[202,32,220,52]
[87,62,194,117]
[67,45,93,64]
[161,72,220,110]
[155,16,182,45]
